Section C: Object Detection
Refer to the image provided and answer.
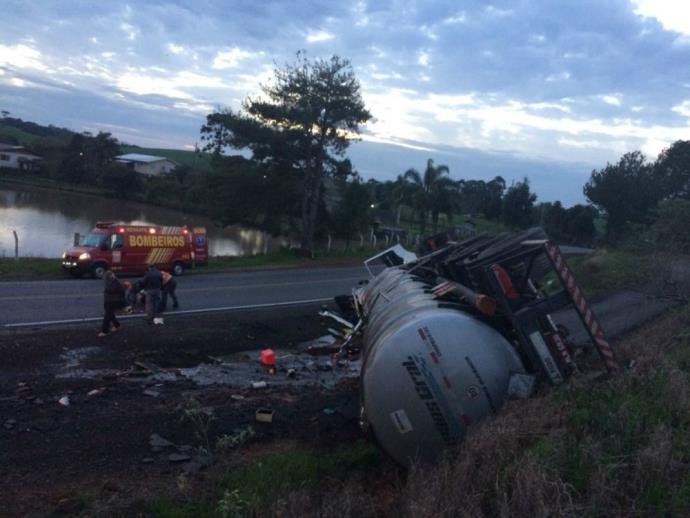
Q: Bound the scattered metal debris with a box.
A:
[168,453,191,462]
[255,408,274,423]
[149,433,174,449]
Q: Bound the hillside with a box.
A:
[0,122,44,146]
[0,118,211,172]
[0,118,73,146]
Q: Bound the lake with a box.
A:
[0,184,288,258]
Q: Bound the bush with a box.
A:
[651,199,690,253]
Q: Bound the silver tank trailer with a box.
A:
[360,267,525,466]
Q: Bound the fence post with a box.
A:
[327,233,332,253]
[12,230,18,260]
[359,232,364,248]
[372,234,377,248]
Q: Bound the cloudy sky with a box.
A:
[2,0,690,204]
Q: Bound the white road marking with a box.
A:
[2,297,333,329]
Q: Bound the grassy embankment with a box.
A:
[136,247,688,517]
[143,321,690,516]
[0,248,376,281]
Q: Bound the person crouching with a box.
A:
[142,264,163,324]
[158,270,179,312]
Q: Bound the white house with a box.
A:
[115,153,179,176]
[0,143,42,171]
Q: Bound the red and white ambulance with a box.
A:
[61,222,208,278]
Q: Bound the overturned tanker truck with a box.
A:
[328,228,620,467]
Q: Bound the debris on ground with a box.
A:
[167,453,191,463]
[58,396,70,407]
[216,426,256,450]
[255,408,274,423]
[259,348,276,366]
[149,434,174,449]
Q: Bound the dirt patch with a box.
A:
[0,304,364,516]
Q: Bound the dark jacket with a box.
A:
[142,267,163,290]
[104,276,125,304]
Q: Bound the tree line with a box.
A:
[3,52,688,253]
[584,145,690,247]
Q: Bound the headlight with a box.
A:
[78,252,91,261]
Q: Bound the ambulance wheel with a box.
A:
[91,263,107,279]
[172,262,184,276]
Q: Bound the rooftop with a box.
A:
[116,153,172,163]
[0,143,25,151]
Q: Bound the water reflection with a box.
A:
[0,185,287,257]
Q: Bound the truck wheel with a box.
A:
[172,262,184,276]
[92,263,107,279]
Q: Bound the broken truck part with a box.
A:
[340,227,618,466]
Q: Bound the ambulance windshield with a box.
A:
[79,233,105,247]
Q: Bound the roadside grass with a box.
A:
[568,248,655,295]
[141,305,690,517]
[148,441,386,518]
[0,248,374,281]
[540,247,658,298]
[202,248,372,272]
[0,257,62,280]
[146,501,215,518]
[401,304,690,516]
[220,440,380,509]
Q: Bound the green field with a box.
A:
[0,123,42,145]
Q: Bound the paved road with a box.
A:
[0,266,372,328]
[0,245,593,329]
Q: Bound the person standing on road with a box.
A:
[99,270,125,337]
[142,264,163,324]
[158,270,179,312]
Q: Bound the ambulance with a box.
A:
[61,222,208,278]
